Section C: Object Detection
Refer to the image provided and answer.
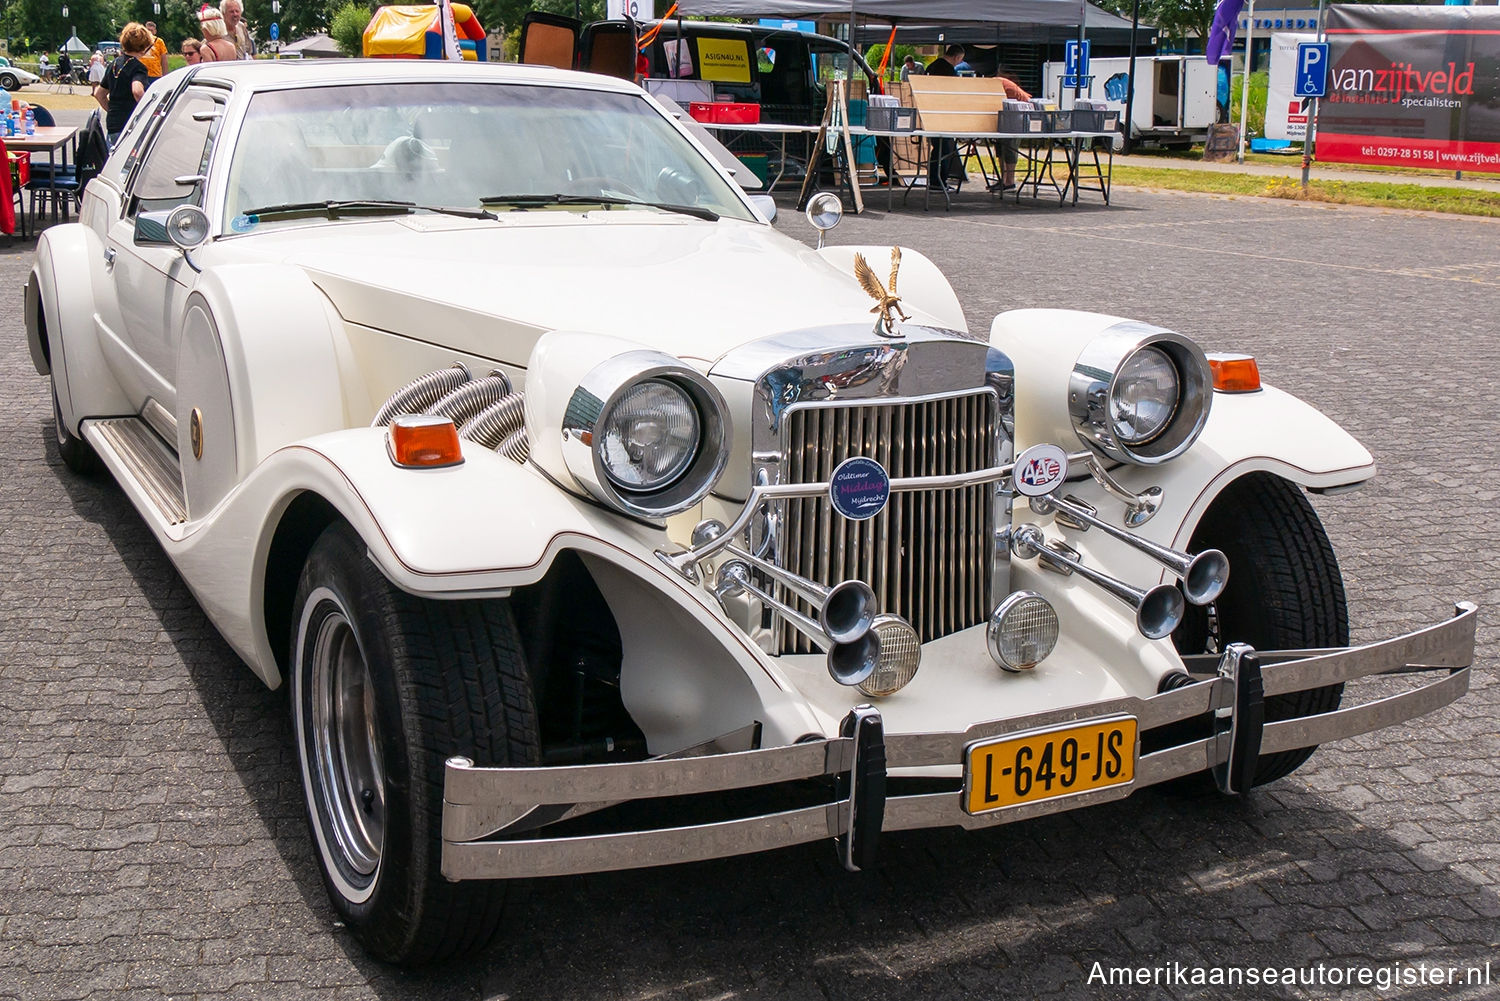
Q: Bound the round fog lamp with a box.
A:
[987,592,1060,672]
[857,616,921,697]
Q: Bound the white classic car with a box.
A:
[0,57,43,93]
[26,61,1476,965]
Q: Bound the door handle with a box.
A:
[103,247,116,272]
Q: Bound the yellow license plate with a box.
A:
[963,717,1138,815]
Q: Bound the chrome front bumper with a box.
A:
[441,602,1477,881]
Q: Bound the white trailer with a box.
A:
[1043,54,1219,149]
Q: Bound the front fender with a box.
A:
[29,223,132,431]
[169,430,828,749]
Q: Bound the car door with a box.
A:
[104,86,225,414]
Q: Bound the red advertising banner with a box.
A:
[1316,4,1500,169]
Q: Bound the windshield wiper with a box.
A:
[479,193,719,222]
[241,199,495,221]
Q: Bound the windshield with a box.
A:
[223,81,757,227]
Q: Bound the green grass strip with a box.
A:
[1111,166,1500,219]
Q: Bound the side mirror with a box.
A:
[134,204,210,251]
[747,194,777,223]
[804,190,843,250]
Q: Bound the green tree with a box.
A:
[1,0,128,52]
[1094,0,1218,50]
[327,0,370,55]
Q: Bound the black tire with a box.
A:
[291,521,540,965]
[1173,472,1348,786]
[0,73,18,92]
[52,378,102,475]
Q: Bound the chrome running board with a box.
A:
[85,417,187,526]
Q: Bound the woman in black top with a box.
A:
[93,23,153,146]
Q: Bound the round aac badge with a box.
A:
[1013,444,1070,497]
[829,456,891,521]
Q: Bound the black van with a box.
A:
[519,15,880,126]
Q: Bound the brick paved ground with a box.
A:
[2,188,1497,1000]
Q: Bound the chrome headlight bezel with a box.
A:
[1068,325,1212,466]
[561,351,731,520]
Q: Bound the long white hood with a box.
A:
[219,214,955,370]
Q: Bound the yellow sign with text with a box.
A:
[696,38,751,84]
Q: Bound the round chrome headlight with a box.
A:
[1069,324,1211,465]
[1110,346,1179,445]
[598,379,701,492]
[562,352,730,520]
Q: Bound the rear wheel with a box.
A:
[1173,472,1348,786]
[291,522,539,964]
[52,378,101,475]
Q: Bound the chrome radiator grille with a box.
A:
[777,392,1000,654]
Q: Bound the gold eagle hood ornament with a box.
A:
[854,247,909,337]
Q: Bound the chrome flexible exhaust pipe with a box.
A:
[1012,525,1185,640]
[1035,494,1230,606]
[713,562,881,686]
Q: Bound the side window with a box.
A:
[109,89,168,185]
[128,90,224,215]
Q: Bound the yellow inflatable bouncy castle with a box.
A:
[363,4,488,61]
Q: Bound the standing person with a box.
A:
[57,50,72,86]
[93,23,153,147]
[38,52,50,80]
[195,8,241,62]
[87,50,106,89]
[222,0,254,58]
[138,21,170,77]
[181,39,203,65]
[899,55,922,82]
[926,44,963,77]
[992,67,1031,192]
[924,45,966,190]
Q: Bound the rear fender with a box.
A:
[29,224,132,432]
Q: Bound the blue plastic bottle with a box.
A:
[24,108,35,135]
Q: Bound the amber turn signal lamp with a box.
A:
[1207,353,1262,393]
[387,415,464,468]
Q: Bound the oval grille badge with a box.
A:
[1013,444,1069,497]
[829,456,890,521]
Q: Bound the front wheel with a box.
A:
[291,522,540,964]
[52,379,101,475]
[0,73,19,92]
[1173,472,1349,786]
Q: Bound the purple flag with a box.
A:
[1205,0,1246,64]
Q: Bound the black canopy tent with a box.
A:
[673,0,1150,146]
[674,0,1087,24]
[674,0,1093,97]
[851,6,1155,48]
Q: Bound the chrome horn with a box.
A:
[713,561,881,686]
[1011,524,1185,640]
[1034,494,1230,606]
[690,520,879,645]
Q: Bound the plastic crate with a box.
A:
[1038,109,1073,133]
[688,101,761,125]
[1071,108,1109,132]
[998,109,1045,134]
[866,107,917,132]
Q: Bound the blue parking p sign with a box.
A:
[1295,42,1329,98]
[1064,39,1090,80]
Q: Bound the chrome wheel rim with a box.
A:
[310,609,385,878]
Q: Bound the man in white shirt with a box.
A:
[222,0,254,58]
